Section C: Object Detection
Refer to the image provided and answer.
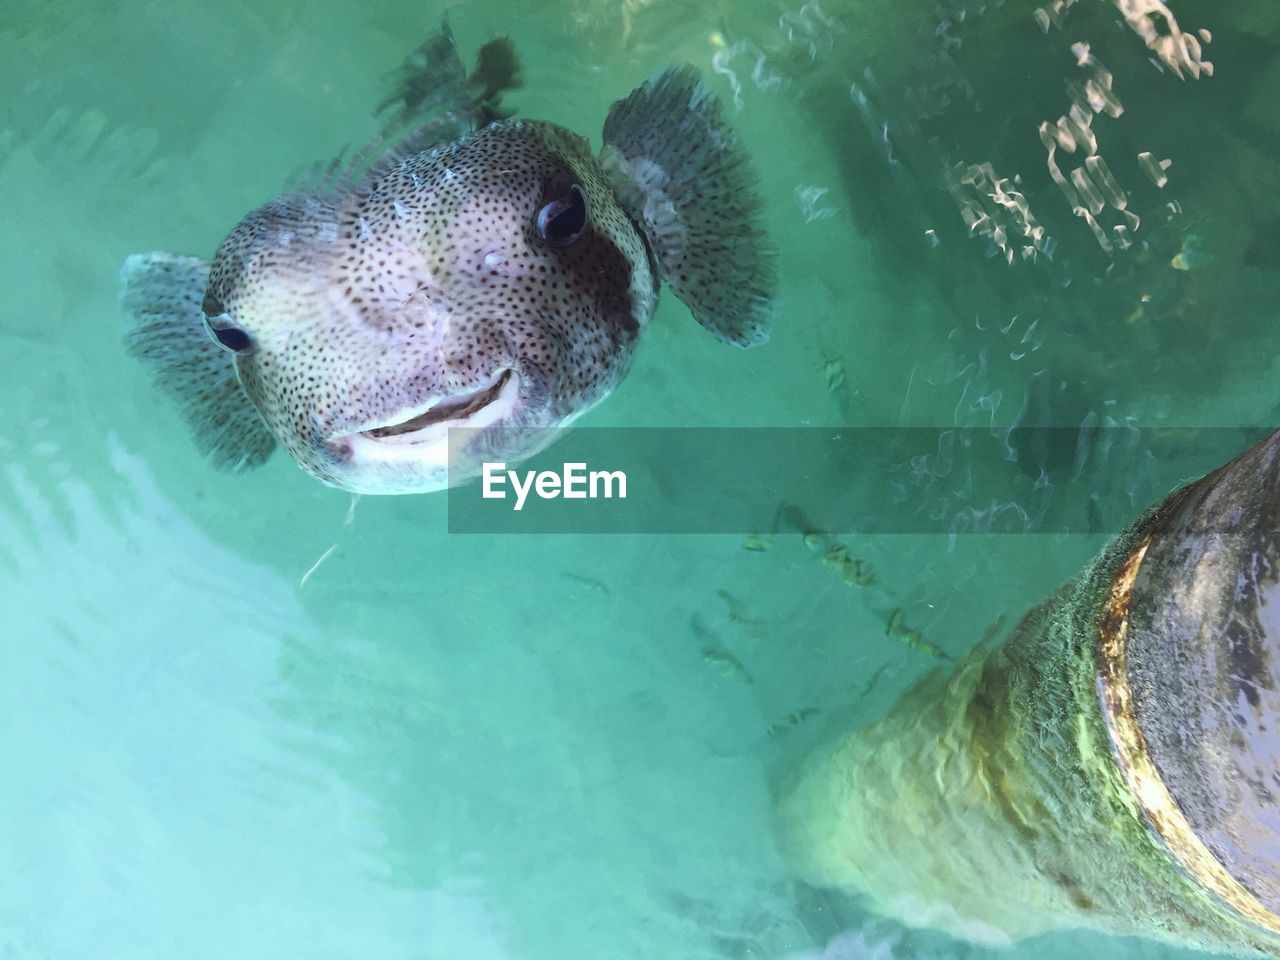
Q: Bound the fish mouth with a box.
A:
[320,367,556,493]
[361,369,516,442]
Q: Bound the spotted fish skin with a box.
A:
[208,120,656,494]
[121,30,775,496]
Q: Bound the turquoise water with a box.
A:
[3,0,1279,957]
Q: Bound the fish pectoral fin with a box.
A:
[120,252,276,473]
[600,66,777,348]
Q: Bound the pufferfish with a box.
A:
[120,26,776,495]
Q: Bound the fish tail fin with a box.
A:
[344,23,522,186]
[601,65,777,348]
[119,252,276,472]
[468,35,523,117]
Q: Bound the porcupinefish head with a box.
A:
[202,121,654,495]
[121,32,775,496]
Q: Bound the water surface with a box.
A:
[2,0,1278,957]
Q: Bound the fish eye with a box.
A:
[535,184,589,248]
[203,312,252,354]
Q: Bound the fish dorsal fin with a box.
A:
[601,65,777,348]
[297,24,523,196]
[120,252,277,472]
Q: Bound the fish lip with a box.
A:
[325,368,521,476]
[330,368,517,445]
